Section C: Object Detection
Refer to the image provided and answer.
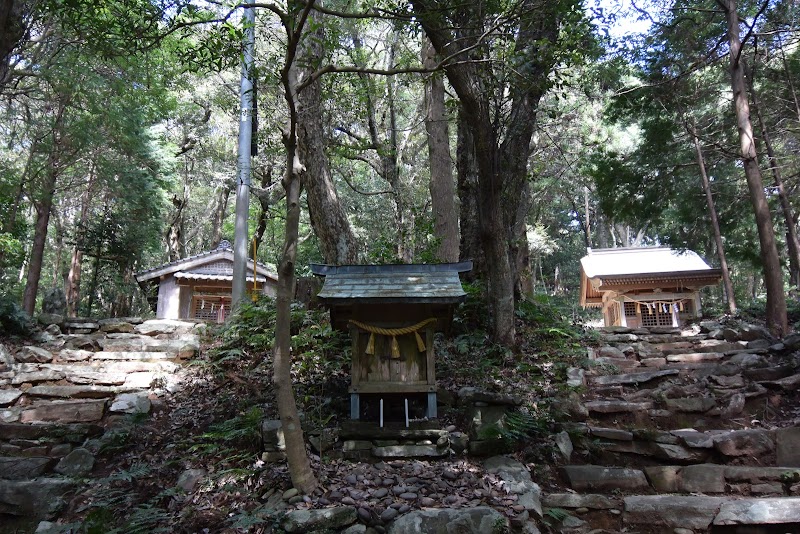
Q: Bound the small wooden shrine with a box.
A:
[311,262,472,421]
[135,241,278,322]
[579,247,722,328]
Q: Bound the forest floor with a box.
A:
[4,295,800,533]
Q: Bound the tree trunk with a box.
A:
[423,38,459,263]
[413,0,561,345]
[210,182,232,246]
[690,124,737,314]
[724,0,787,336]
[748,70,800,289]
[22,100,66,315]
[298,11,359,265]
[456,107,484,279]
[272,2,318,494]
[66,171,94,317]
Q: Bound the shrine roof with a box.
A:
[312,261,472,303]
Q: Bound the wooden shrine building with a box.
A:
[579,247,722,328]
[312,262,472,421]
[135,241,278,322]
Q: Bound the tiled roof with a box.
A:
[135,241,277,284]
[313,262,471,303]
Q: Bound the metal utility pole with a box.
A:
[232,0,255,310]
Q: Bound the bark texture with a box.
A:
[22,99,66,315]
[297,11,359,265]
[423,38,459,263]
[412,0,563,344]
[271,0,319,494]
[456,108,484,279]
[724,0,787,335]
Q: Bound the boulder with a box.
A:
[41,288,66,316]
[109,393,151,414]
[387,507,508,534]
[776,427,800,467]
[0,478,76,518]
[54,448,94,476]
[0,457,53,480]
[177,468,206,492]
[98,319,136,334]
[485,456,542,517]
[37,314,64,327]
[17,346,54,364]
[282,506,357,533]
[713,429,775,457]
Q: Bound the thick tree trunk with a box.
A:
[748,73,800,289]
[691,125,737,314]
[66,172,93,317]
[297,12,358,265]
[413,0,561,345]
[724,0,787,336]
[423,38,459,263]
[0,0,27,86]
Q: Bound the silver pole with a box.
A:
[232,0,255,310]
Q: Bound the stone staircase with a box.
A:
[545,322,800,533]
[0,317,201,522]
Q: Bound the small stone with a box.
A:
[177,468,206,492]
[380,507,399,522]
[399,492,417,500]
[373,488,388,498]
[283,487,299,500]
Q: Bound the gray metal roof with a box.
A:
[313,262,471,303]
[135,241,277,284]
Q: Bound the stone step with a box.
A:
[90,351,179,361]
[585,400,653,414]
[561,465,650,492]
[25,385,126,399]
[645,463,800,494]
[19,399,107,424]
[589,368,679,386]
[624,495,800,531]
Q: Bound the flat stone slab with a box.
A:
[11,370,65,384]
[20,399,106,423]
[589,427,634,441]
[543,493,617,509]
[591,369,678,386]
[26,385,120,399]
[91,351,178,361]
[624,495,727,530]
[666,352,724,363]
[713,498,800,525]
[387,507,508,534]
[664,397,717,413]
[562,465,649,492]
[371,445,448,458]
[585,400,654,413]
[0,389,22,406]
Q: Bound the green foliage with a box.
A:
[0,293,30,336]
[496,407,554,445]
[189,406,263,458]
